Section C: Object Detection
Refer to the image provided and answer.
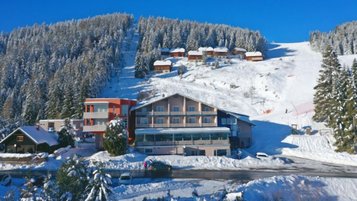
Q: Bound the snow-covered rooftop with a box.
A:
[170,48,185,53]
[188,50,203,56]
[160,48,170,52]
[153,60,172,66]
[245,51,263,57]
[0,126,58,146]
[213,47,228,52]
[198,47,214,52]
[135,127,230,135]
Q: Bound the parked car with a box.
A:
[148,161,172,172]
[119,172,132,185]
[256,152,269,159]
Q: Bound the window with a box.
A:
[144,149,153,154]
[121,105,129,116]
[171,106,180,112]
[203,117,211,123]
[227,118,232,125]
[141,107,147,112]
[215,149,227,156]
[188,105,196,112]
[113,105,116,115]
[16,136,24,142]
[155,117,164,124]
[171,117,180,124]
[221,118,227,125]
[138,117,148,125]
[187,117,196,123]
[155,105,164,112]
[202,105,212,111]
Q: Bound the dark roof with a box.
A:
[0,126,59,146]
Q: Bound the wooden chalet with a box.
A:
[0,126,59,153]
[245,51,263,61]
[153,60,172,73]
[188,51,203,61]
[169,48,185,57]
[198,47,214,56]
[213,47,228,57]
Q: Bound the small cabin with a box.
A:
[213,47,228,57]
[232,48,247,59]
[245,51,263,61]
[170,48,185,57]
[0,126,59,153]
[198,47,214,56]
[188,51,203,61]
[153,60,172,73]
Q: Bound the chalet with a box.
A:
[0,126,59,153]
[213,47,228,57]
[232,48,247,59]
[187,51,203,61]
[129,93,254,156]
[245,51,263,61]
[170,48,185,57]
[198,47,214,56]
[153,60,172,73]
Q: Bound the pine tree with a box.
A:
[57,156,89,200]
[58,119,75,148]
[352,59,357,96]
[103,118,127,156]
[84,163,112,201]
[61,85,75,118]
[41,174,60,201]
[313,45,341,122]
[20,177,37,201]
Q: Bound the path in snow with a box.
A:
[100,22,145,99]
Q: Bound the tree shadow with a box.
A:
[266,43,296,59]
[247,120,298,155]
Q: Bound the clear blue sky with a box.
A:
[1,0,356,42]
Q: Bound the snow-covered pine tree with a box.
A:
[103,118,127,156]
[58,119,75,148]
[40,174,60,201]
[20,177,36,201]
[313,45,341,122]
[352,59,357,96]
[57,156,89,200]
[84,163,112,201]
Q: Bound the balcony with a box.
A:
[136,111,149,116]
[186,111,201,115]
[185,123,201,127]
[153,123,169,128]
[83,124,107,132]
[170,111,185,115]
[202,123,217,127]
[136,123,150,128]
[201,111,216,115]
[83,112,108,119]
[169,123,185,127]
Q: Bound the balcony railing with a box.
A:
[169,123,185,127]
[83,125,107,132]
[202,123,217,127]
[153,123,170,128]
[83,112,108,119]
[170,111,185,115]
[201,111,216,115]
[136,123,149,128]
[185,123,201,127]
[186,111,201,115]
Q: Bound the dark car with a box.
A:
[148,161,172,172]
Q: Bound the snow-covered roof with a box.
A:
[188,50,203,56]
[198,47,214,52]
[153,60,172,66]
[234,47,247,52]
[245,51,263,57]
[0,126,59,146]
[213,47,228,52]
[135,127,230,135]
[170,48,185,53]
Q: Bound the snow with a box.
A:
[188,50,203,56]
[153,60,172,66]
[0,153,33,158]
[234,47,247,52]
[170,48,185,53]
[198,47,213,52]
[213,47,228,52]
[245,51,262,57]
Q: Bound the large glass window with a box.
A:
[171,106,180,112]
[121,105,128,116]
[138,117,148,124]
[202,105,212,111]
[215,149,227,156]
[155,105,164,112]
[171,117,180,124]
[187,117,196,123]
[145,134,155,142]
[203,117,211,123]
[174,134,183,141]
[156,134,173,141]
[182,134,192,141]
[135,135,144,142]
[188,105,196,111]
[155,117,164,124]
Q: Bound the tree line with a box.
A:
[135,17,266,73]
[310,21,357,55]
[0,13,133,130]
[313,45,357,153]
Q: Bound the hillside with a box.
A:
[130,42,357,165]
